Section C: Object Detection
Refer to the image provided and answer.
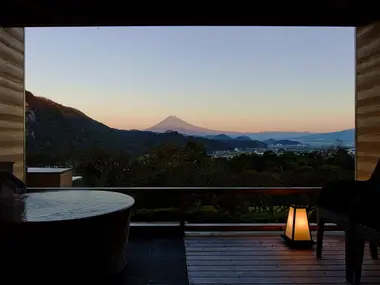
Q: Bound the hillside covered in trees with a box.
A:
[28,141,354,188]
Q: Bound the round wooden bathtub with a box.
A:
[0,190,135,282]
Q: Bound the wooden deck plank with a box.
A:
[185,233,380,285]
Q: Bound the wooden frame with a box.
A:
[0,28,25,182]
[356,22,380,180]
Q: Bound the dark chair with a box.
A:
[316,159,380,284]
[316,182,379,258]
[346,181,380,284]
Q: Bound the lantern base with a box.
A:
[281,234,316,249]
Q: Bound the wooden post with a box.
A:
[179,191,186,235]
[356,23,380,180]
[0,28,25,182]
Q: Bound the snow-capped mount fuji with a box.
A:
[145,116,225,136]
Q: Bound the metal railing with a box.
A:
[26,187,332,231]
[27,186,321,195]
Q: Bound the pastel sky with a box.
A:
[25,27,354,133]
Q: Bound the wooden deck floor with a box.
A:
[185,232,380,285]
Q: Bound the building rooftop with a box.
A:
[27,167,71,174]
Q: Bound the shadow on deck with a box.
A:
[111,236,189,285]
[185,232,380,285]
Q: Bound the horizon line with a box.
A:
[139,115,354,134]
[27,91,354,134]
[115,126,354,135]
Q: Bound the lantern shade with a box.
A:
[281,205,315,248]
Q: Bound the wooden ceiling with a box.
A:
[1,0,377,27]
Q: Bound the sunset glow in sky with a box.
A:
[25,27,355,133]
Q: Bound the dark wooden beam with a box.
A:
[1,0,377,27]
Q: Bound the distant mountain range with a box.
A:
[25,91,266,157]
[147,116,354,144]
[203,134,301,146]
[290,129,355,144]
[263,139,302,146]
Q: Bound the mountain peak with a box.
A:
[146,115,216,135]
[163,115,183,122]
[155,116,189,127]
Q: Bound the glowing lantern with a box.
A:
[281,205,315,248]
